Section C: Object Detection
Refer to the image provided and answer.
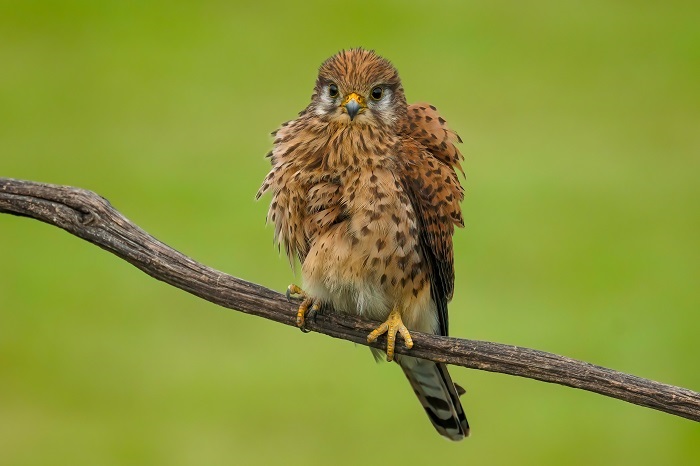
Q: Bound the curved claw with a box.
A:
[286,284,320,333]
[300,301,321,333]
[298,299,321,333]
[287,283,305,302]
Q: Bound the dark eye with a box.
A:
[370,86,383,100]
[328,83,338,98]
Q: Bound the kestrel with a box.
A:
[257,48,469,440]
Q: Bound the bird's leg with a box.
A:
[286,284,321,333]
[366,305,414,362]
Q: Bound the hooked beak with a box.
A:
[341,92,366,121]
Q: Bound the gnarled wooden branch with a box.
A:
[1,177,698,422]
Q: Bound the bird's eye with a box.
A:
[370,86,383,100]
[328,83,339,98]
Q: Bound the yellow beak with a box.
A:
[341,92,366,120]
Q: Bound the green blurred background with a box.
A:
[1,1,698,464]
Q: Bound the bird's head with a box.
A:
[310,48,408,129]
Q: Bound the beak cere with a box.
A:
[341,92,365,121]
[345,100,360,120]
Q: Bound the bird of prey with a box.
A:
[257,48,469,440]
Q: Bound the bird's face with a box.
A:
[311,49,408,129]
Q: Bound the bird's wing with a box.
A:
[403,103,465,175]
[257,118,318,264]
[399,104,464,336]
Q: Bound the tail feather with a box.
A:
[399,356,470,440]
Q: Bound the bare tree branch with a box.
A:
[1,177,698,423]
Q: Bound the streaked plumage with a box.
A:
[257,48,468,440]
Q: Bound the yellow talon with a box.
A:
[287,284,319,332]
[296,297,312,327]
[286,284,305,300]
[367,306,414,362]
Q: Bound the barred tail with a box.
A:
[399,357,470,440]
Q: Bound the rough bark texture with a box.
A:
[1,177,698,422]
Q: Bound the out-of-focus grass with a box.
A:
[1,1,698,465]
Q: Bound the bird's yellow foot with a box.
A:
[286,284,305,301]
[286,284,321,333]
[366,307,414,362]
